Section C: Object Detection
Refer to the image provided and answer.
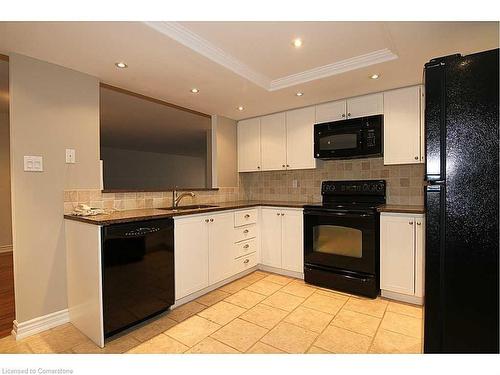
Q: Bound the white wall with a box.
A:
[9,54,100,323]
[0,112,12,250]
[212,115,238,188]
[101,147,207,189]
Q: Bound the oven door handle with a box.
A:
[304,210,374,218]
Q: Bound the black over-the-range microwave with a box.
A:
[314,114,383,160]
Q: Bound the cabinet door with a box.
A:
[380,214,415,295]
[286,107,316,170]
[237,118,261,172]
[174,216,209,299]
[347,93,383,118]
[383,86,422,165]
[260,112,287,171]
[208,212,236,285]
[315,100,346,123]
[281,209,304,273]
[261,208,282,268]
[414,216,425,298]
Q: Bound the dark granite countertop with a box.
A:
[377,204,425,214]
[64,200,313,226]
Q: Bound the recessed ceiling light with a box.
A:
[292,38,303,48]
[370,74,380,80]
[296,91,304,97]
[115,62,128,69]
[190,88,200,93]
[237,106,244,111]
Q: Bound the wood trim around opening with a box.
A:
[99,82,211,118]
[0,54,9,62]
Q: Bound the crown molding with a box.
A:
[144,22,398,92]
[144,21,270,89]
[268,48,398,91]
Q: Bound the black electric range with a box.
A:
[303,180,386,298]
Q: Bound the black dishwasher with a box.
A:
[101,218,174,339]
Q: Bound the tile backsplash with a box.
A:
[63,187,243,214]
[64,157,425,214]
[239,157,425,205]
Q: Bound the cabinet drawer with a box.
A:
[234,252,257,273]
[234,224,257,243]
[234,238,257,258]
[234,209,258,227]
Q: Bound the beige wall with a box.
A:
[10,54,100,323]
[213,115,238,187]
[0,112,12,249]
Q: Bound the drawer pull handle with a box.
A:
[243,259,250,264]
[244,214,250,219]
[205,219,209,223]
[243,244,250,249]
[243,229,249,234]
[417,222,422,225]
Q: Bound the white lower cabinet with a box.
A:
[208,212,236,285]
[261,207,303,273]
[380,212,425,304]
[174,215,210,300]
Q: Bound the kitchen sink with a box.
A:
[161,204,219,211]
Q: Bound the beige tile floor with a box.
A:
[0,271,423,354]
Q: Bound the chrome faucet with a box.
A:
[172,188,196,209]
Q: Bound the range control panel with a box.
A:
[321,180,386,196]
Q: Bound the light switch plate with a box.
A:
[24,156,43,172]
[66,149,76,164]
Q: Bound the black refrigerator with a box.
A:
[423,48,499,353]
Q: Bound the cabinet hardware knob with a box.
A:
[347,112,351,117]
[342,113,345,118]
[257,166,260,169]
[243,259,250,264]
[205,219,209,223]
[281,213,284,216]
[414,156,419,160]
[210,218,214,222]
[243,244,249,249]
[286,164,290,167]
[409,221,414,225]
[243,229,249,234]
[244,214,250,218]
[417,222,422,225]
[277,213,280,216]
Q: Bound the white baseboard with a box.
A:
[0,244,13,253]
[258,264,304,280]
[12,309,70,340]
[381,290,424,306]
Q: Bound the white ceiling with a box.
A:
[0,21,498,120]
[100,86,210,156]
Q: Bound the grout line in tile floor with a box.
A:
[0,270,423,354]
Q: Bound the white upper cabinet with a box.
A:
[237,117,261,172]
[346,93,383,119]
[383,86,423,165]
[286,107,316,170]
[315,100,346,123]
[260,112,287,171]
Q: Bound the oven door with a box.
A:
[304,209,377,275]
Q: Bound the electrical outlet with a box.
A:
[66,149,76,164]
